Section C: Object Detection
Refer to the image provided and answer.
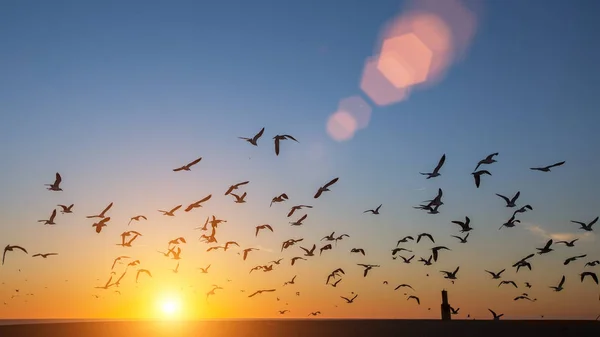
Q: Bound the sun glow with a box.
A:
[157,295,182,319]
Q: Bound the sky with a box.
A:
[1,0,600,321]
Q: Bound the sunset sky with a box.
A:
[1,0,599,321]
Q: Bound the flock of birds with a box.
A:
[1,126,599,320]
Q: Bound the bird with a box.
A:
[198,265,211,274]
[32,253,58,259]
[111,256,130,270]
[499,215,521,230]
[513,205,533,216]
[86,202,113,219]
[472,170,491,188]
[283,275,297,286]
[431,246,450,262]
[255,224,273,237]
[585,260,600,267]
[291,257,306,266]
[92,217,111,234]
[273,134,298,155]
[171,262,179,273]
[173,157,202,172]
[564,254,587,265]
[571,217,598,231]
[357,264,380,277]
[314,177,339,199]
[238,127,264,146]
[127,215,147,226]
[549,275,566,291]
[242,248,258,261]
[485,269,505,279]
[498,280,518,288]
[452,217,473,232]
[407,295,420,305]
[185,195,212,212]
[290,214,308,226]
[300,244,316,257]
[57,204,74,214]
[319,244,333,255]
[398,255,414,264]
[159,205,182,216]
[270,193,289,207]
[417,233,435,244]
[556,239,578,247]
[536,239,553,254]
[248,289,276,298]
[3,245,28,265]
[363,204,382,214]
[530,161,565,172]
[394,284,414,291]
[496,191,521,207]
[230,192,247,203]
[225,181,250,196]
[450,307,460,315]
[45,173,63,191]
[340,294,358,303]
[451,233,469,243]
[288,205,313,217]
[441,267,460,280]
[37,209,57,225]
[580,272,598,285]
[420,154,446,179]
[136,269,152,283]
[350,248,365,256]
[396,236,414,245]
[474,153,498,171]
[488,309,504,320]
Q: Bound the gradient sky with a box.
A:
[1,0,600,321]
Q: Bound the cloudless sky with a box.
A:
[1,0,599,321]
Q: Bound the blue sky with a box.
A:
[0,0,599,319]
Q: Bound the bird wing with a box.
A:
[14,246,28,254]
[298,214,307,222]
[49,209,57,221]
[187,157,202,167]
[511,191,521,203]
[173,166,185,172]
[253,127,265,141]
[170,205,182,213]
[433,154,446,173]
[55,172,62,185]
[198,194,212,204]
[496,194,510,204]
[324,177,339,189]
[101,202,113,216]
[548,161,565,168]
[274,138,280,156]
[283,135,298,142]
[558,275,565,287]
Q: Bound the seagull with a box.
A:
[417,233,435,244]
[242,248,258,261]
[472,170,491,188]
[270,193,289,207]
[423,188,444,207]
[363,204,382,215]
[198,265,211,274]
[357,264,380,277]
[230,192,247,203]
[255,224,273,237]
[556,239,579,247]
[291,257,307,266]
[407,295,420,305]
[158,205,182,216]
[450,307,460,315]
[474,153,499,171]
[173,157,202,172]
[308,312,321,317]
[530,161,565,172]
[320,244,333,255]
[314,177,339,199]
[485,269,505,279]
[452,217,473,232]
[498,280,518,288]
[57,204,74,214]
[564,254,587,265]
[350,248,365,256]
[238,127,265,146]
[536,239,553,255]
[283,275,297,286]
[341,294,358,303]
[488,309,504,320]
[248,289,276,298]
[32,253,58,259]
[513,205,533,216]
[185,195,212,212]
[514,295,534,301]
[278,310,289,315]
[499,215,520,230]
[451,233,469,243]
[127,215,147,226]
[396,236,414,245]
[111,256,130,270]
[580,272,598,285]
[136,269,152,283]
[420,154,446,179]
[287,205,313,217]
[394,284,414,291]
[3,245,28,265]
[273,134,298,156]
[549,275,566,291]
[441,266,460,280]
[86,202,113,219]
[289,214,308,226]
[45,173,63,191]
[92,217,111,233]
[171,262,180,273]
[571,217,598,231]
[300,244,316,257]
[431,246,450,262]
[37,209,57,225]
[398,255,414,264]
[585,260,600,267]
[225,181,250,196]
[496,191,520,207]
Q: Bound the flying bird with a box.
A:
[290,214,308,226]
[92,217,111,234]
[451,233,470,243]
[420,154,446,179]
[270,193,289,207]
[496,191,521,207]
[341,294,358,303]
[580,272,598,285]
[86,202,113,219]
[255,224,273,237]
[474,153,499,171]
[498,280,518,288]
[37,209,57,225]
[357,264,380,277]
[248,289,276,298]
[239,127,265,146]
[536,239,553,254]
[159,205,182,216]
[3,245,28,265]
[485,269,505,279]
[173,157,202,172]
[363,204,382,215]
[273,134,298,156]
[136,269,152,283]
[230,192,247,204]
[225,181,249,196]
[556,239,578,247]
[288,205,313,217]
[571,217,598,231]
[407,295,420,305]
[472,170,491,188]
[45,173,63,191]
[32,253,58,259]
[452,217,473,232]
[127,215,147,226]
[564,254,587,265]
[488,309,504,320]
[350,248,365,256]
[314,177,339,199]
[185,195,212,212]
[530,161,565,172]
[57,204,74,214]
[549,275,566,292]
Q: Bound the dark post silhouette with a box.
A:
[441,289,451,321]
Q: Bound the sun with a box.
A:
[157,296,181,319]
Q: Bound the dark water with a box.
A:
[0,319,598,337]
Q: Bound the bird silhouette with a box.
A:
[530,161,565,172]
[314,177,339,199]
[239,127,264,146]
[173,157,202,172]
[273,134,298,155]
[45,173,63,191]
[420,154,446,179]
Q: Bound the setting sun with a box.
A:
[158,296,181,319]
